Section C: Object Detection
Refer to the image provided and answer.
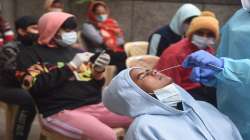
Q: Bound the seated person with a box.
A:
[147,3,200,56]
[102,68,242,140]
[0,42,36,140]
[15,16,39,47]
[44,0,64,12]
[82,1,126,72]
[155,11,218,105]
[0,15,15,47]
[16,12,131,140]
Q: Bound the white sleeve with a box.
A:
[148,34,161,55]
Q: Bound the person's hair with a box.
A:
[52,0,62,5]
[184,16,196,24]
[92,3,107,13]
[61,17,77,30]
[15,16,38,30]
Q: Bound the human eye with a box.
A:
[137,69,151,80]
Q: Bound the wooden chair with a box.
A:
[124,41,149,57]
[103,65,117,87]
[126,55,160,69]
[0,102,18,140]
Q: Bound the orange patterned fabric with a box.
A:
[87,1,124,52]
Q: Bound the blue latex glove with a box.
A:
[190,67,217,84]
[182,50,224,71]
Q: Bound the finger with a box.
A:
[190,67,201,82]
[182,55,195,68]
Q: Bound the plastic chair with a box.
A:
[0,102,18,140]
[126,55,160,69]
[124,41,149,57]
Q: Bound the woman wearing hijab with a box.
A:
[102,68,242,140]
[16,12,131,140]
[147,3,201,56]
[82,1,127,73]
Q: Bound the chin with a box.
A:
[161,76,173,86]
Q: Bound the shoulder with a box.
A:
[82,23,96,30]
[126,115,160,140]
[131,116,159,132]
[197,101,227,119]
[151,25,169,36]
[107,18,119,24]
[162,39,188,55]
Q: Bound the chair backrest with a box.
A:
[103,65,117,87]
[124,41,149,57]
[126,55,160,69]
[0,102,18,140]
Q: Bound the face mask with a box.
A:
[96,14,108,22]
[55,31,77,47]
[153,83,182,107]
[192,35,215,50]
[241,0,250,10]
[19,33,39,46]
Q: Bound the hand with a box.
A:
[68,52,94,69]
[190,67,217,84]
[182,50,223,70]
[93,53,111,72]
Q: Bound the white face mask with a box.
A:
[241,0,250,10]
[192,35,215,50]
[96,14,108,22]
[153,83,182,107]
[61,31,77,46]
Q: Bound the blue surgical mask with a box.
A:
[61,31,77,45]
[96,14,108,22]
[56,31,77,47]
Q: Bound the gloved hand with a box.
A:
[68,52,94,69]
[182,50,224,71]
[93,53,111,72]
[190,67,217,84]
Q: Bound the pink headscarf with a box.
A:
[38,12,74,47]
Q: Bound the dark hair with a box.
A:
[184,16,197,24]
[61,17,77,30]
[52,0,62,5]
[92,3,107,13]
[15,16,38,30]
